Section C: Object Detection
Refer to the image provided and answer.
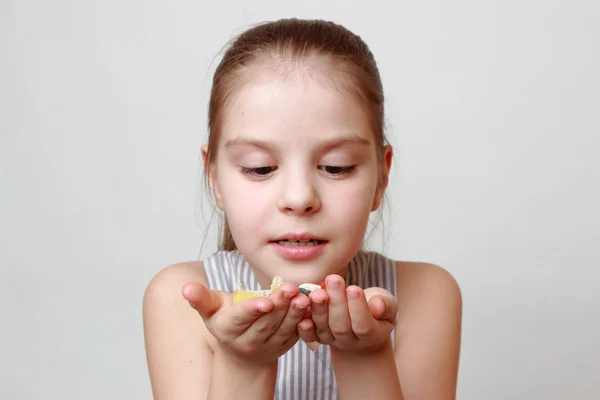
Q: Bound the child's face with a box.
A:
[208,66,390,287]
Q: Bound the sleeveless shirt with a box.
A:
[202,250,398,400]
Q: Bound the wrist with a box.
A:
[330,337,394,360]
[210,349,278,399]
[215,346,279,370]
[330,339,403,400]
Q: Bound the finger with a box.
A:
[303,306,312,319]
[368,294,398,323]
[182,282,227,319]
[309,289,334,344]
[267,293,310,345]
[298,317,318,344]
[240,282,298,340]
[205,297,275,342]
[363,287,393,303]
[325,275,353,340]
[346,286,376,338]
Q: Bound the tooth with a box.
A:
[276,239,324,247]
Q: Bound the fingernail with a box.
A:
[257,302,270,312]
[312,296,324,304]
[328,279,340,290]
[284,290,295,299]
[347,290,359,300]
[300,323,311,331]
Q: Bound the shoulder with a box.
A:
[392,260,462,399]
[394,260,462,332]
[143,261,210,315]
[145,261,208,294]
[143,261,216,399]
[395,260,462,307]
[143,260,216,347]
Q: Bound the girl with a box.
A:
[143,18,462,400]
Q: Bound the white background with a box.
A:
[2,0,599,399]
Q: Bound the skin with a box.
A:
[143,62,462,399]
[209,65,384,289]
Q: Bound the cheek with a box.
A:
[216,173,271,235]
[334,170,379,206]
[327,179,377,222]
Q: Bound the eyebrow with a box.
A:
[224,137,274,150]
[223,134,371,150]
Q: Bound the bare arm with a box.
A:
[329,287,404,399]
[394,262,463,400]
[143,263,213,399]
[209,352,277,399]
[331,340,404,400]
[300,281,404,400]
[143,262,278,399]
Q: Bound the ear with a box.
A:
[201,144,225,211]
[371,145,393,211]
[201,144,209,169]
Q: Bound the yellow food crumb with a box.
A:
[232,289,266,304]
[270,276,283,292]
[232,276,283,304]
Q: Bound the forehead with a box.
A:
[219,67,373,146]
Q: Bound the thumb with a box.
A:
[365,288,398,323]
[369,295,398,323]
[182,282,227,319]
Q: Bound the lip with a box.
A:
[271,232,328,242]
[270,241,327,261]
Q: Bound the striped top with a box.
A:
[203,250,398,400]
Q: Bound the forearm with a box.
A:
[208,351,278,400]
[331,340,404,400]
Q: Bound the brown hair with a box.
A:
[204,18,389,251]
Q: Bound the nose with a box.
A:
[277,171,321,216]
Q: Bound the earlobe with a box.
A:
[209,173,226,212]
[371,192,384,211]
[213,183,225,211]
[201,144,212,191]
[372,145,393,211]
[383,145,393,175]
[201,144,225,211]
[201,144,209,169]
[371,178,386,211]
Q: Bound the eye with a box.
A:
[318,165,356,176]
[240,166,277,177]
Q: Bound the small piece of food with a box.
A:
[232,277,324,304]
[270,276,283,293]
[232,284,267,304]
[298,282,322,296]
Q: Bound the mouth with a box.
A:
[270,239,327,247]
[269,233,328,260]
[269,233,328,247]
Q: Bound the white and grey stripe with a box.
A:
[203,250,398,400]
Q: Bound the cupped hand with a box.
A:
[182,281,310,365]
[297,275,398,353]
